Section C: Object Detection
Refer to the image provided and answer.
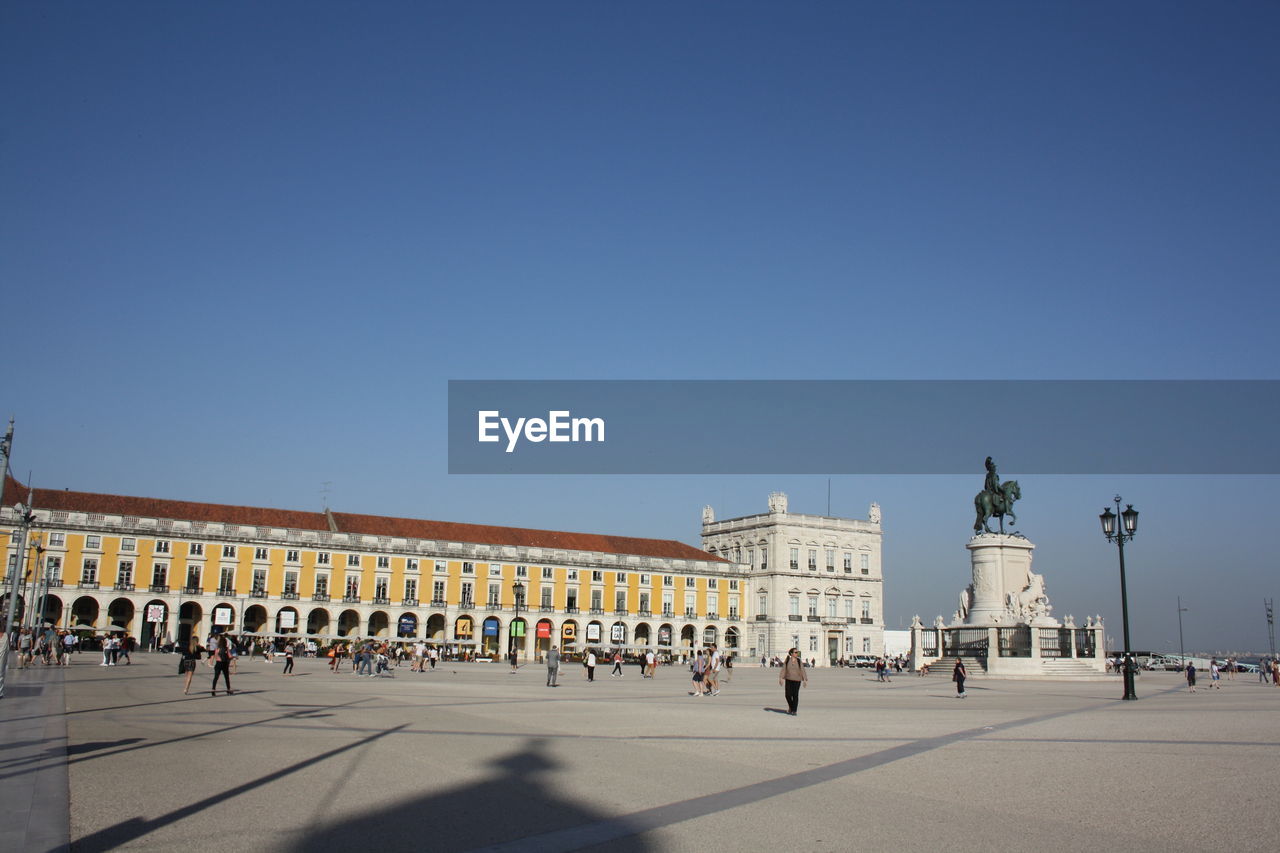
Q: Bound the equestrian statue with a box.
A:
[974,456,1021,534]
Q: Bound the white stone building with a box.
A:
[700,492,884,666]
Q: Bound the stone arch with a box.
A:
[425,613,446,641]
[397,612,419,638]
[560,619,578,650]
[306,607,330,636]
[337,609,361,637]
[71,595,100,629]
[610,621,628,648]
[725,626,740,651]
[275,606,300,635]
[41,593,64,627]
[107,597,135,631]
[658,622,674,649]
[179,601,203,646]
[702,624,718,646]
[368,610,390,637]
[481,616,501,656]
[634,622,652,646]
[140,598,168,647]
[680,624,697,651]
[585,620,604,648]
[243,604,269,633]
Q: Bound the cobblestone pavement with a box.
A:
[3,655,1279,852]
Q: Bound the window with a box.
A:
[684,592,696,616]
[541,566,553,579]
[863,637,872,654]
[789,595,799,616]
[433,580,445,602]
[861,554,870,574]
[187,565,202,588]
[809,634,818,652]
[118,560,134,584]
[489,564,502,576]
[758,593,768,616]
[81,558,98,583]
[640,574,650,585]
[541,587,553,608]
[315,574,329,596]
[460,582,473,607]
[729,595,739,619]
[734,547,742,562]
[49,532,66,547]
[219,567,235,591]
[746,548,753,567]
[615,590,627,611]
[317,551,331,565]
[685,576,695,587]
[662,592,673,616]
[760,549,767,570]
[516,564,528,578]
[375,577,389,599]
[827,597,837,618]
[121,537,136,552]
[86,534,101,550]
[347,554,361,567]
[862,600,871,619]
[345,575,360,598]
[435,560,448,574]
[615,572,627,583]
[808,596,818,617]
[592,571,603,582]
[152,563,168,587]
[255,547,269,561]
[377,556,390,569]
[222,545,237,559]
[590,589,603,610]
[843,552,852,572]
[189,542,204,557]
[708,578,718,589]
[707,593,718,615]
[406,558,418,572]
[253,568,267,592]
[462,562,474,574]
[808,550,817,571]
[488,584,501,606]
[567,569,578,581]
[287,550,300,563]
[155,540,171,554]
[284,572,298,594]
[789,548,799,570]
[844,599,854,619]
[663,575,674,586]
[566,588,578,610]
[639,592,650,612]
[826,549,835,571]
[46,556,62,582]
[404,578,417,600]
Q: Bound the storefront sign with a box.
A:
[455,616,473,639]
[536,622,552,639]
[610,624,625,641]
[586,623,601,642]
[280,610,297,629]
[146,604,165,622]
[510,620,525,638]
[658,627,671,644]
[213,606,232,626]
[482,619,499,637]
[397,615,415,633]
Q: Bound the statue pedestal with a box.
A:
[963,534,1040,626]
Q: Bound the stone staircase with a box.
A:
[920,656,986,676]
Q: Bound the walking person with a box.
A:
[1210,658,1221,689]
[610,651,624,677]
[644,649,656,678]
[509,646,519,674]
[180,637,204,694]
[952,657,968,698]
[1185,660,1197,692]
[690,649,707,697]
[211,635,234,696]
[546,645,560,687]
[282,641,295,676]
[780,648,807,715]
[586,649,597,682]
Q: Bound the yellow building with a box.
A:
[0,475,742,659]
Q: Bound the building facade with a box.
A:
[700,492,884,665]
[0,476,743,660]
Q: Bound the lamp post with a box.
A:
[509,581,525,659]
[1177,596,1188,670]
[1100,496,1140,700]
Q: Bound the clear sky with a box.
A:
[3,2,1277,654]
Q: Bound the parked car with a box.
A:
[852,655,877,668]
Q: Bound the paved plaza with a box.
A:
[2,655,1279,852]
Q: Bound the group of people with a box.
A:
[1185,656,1280,692]
[689,644,731,696]
[11,625,82,667]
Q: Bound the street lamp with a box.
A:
[509,581,525,658]
[1099,495,1140,700]
[1177,596,1188,670]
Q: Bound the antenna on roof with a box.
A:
[320,481,332,512]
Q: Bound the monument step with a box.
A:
[921,656,987,676]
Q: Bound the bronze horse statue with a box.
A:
[974,480,1021,534]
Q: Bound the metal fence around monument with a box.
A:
[1039,628,1071,658]
[1074,629,1096,658]
[997,627,1031,657]
[943,628,988,659]
[920,632,939,657]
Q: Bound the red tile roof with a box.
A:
[2,475,723,563]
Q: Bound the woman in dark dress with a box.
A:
[212,635,234,696]
[180,637,204,695]
[952,658,967,698]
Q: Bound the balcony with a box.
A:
[217,587,235,596]
[312,593,330,602]
[540,605,556,613]
[614,608,629,616]
[280,591,300,600]
[807,615,821,622]
[565,606,580,614]
[755,614,769,621]
[78,581,100,590]
[149,584,170,594]
[429,599,447,607]
[46,579,64,588]
[486,603,503,611]
[788,615,803,621]
[342,594,361,604]
[706,613,719,620]
[402,597,419,607]
[637,609,651,617]
[459,600,474,610]
[684,610,696,618]
[662,609,674,618]
[728,613,740,621]
[860,617,874,624]
[372,597,391,606]
[184,586,203,595]
[589,607,605,615]
[250,589,268,599]
[114,582,135,592]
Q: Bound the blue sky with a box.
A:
[3,2,1277,653]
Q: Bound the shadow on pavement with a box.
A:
[284,738,651,853]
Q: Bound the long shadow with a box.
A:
[72,724,410,853]
[284,739,650,853]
